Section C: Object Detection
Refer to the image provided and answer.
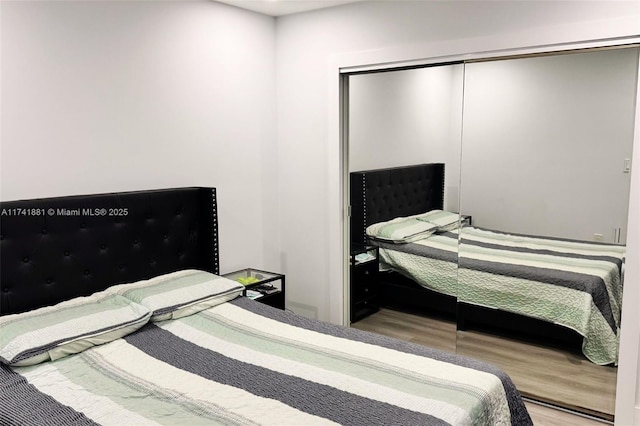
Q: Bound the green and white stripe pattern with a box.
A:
[372,226,624,365]
[2,298,530,425]
[366,210,462,244]
[376,231,460,297]
[458,227,624,365]
[417,210,462,232]
[0,292,151,366]
[367,213,438,243]
[108,269,243,321]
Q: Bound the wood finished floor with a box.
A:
[525,401,609,426]
[352,308,616,422]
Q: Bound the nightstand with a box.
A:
[350,244,379,323]
[223,268,285,310]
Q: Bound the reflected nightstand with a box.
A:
[350,244,379,323]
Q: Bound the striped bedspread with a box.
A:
[375,231,460,297]
[373,226,625,365]
[1,297,531,426]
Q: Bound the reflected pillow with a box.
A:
[366,216,437,243]
[108,269,244,322]
[416,210,461,232]
[0,292,151,366]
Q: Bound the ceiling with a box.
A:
[214,0,366,17]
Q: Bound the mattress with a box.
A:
[373,226,625,365]
[1,297,531,426]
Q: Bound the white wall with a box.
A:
[276,0,638,318]
[349,64,463,211]
[459,48,638,242]
[0,0,279,274]
[275,1,640,423]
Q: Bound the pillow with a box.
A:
[108,269,244,322]
[416,210,461,232]
[0,292,151,366]
[366,216,437,243]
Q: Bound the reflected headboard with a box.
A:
[0,187,219,316]
[350,163,445,245]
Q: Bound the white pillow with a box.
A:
[0,292,151,366]
[366,216,437,243]
[109,269,243,322]
[416,210,461,232]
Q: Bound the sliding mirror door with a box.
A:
[456,47,638,419]
[347,64,464,353]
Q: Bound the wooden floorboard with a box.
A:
[352,308,616,421]
[352,307,457,352]
[525,401,609,426]
[457,329,616,419]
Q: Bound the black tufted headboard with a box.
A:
[350,164,445,245]
[0,187,219,316]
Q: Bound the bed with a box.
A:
[0,187,531,426]
[350,164,625,365]
[350,164,458,318]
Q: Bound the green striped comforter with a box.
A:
[373,226,625,365]
[1,298,531,425]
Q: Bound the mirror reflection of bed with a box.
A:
[347,46,637,421]
[348,63,464,355]
[349,164,459,353]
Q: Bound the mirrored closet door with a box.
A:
[456,47,638,420]
[345,44,638,421]
[347,63,465,353]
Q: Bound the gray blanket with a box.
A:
[372,226,625,364]
[1,297,531,425]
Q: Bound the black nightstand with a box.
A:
[350,244,379,323]
[223,268,285,310]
